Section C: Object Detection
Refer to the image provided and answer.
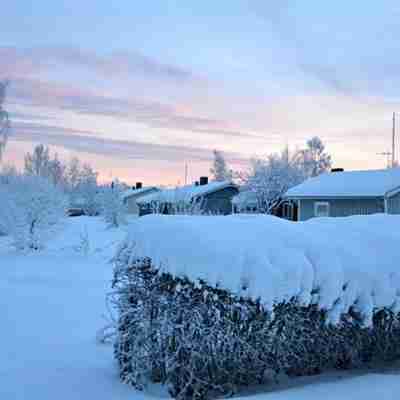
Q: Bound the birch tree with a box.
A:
[0,81,10,161]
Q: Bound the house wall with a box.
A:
[125,197,139,214]
[125,189,159,214]
[297,198,385,221]
[387,191,400,214]
[203,187,239,215]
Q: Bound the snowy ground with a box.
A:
[1,216,400,399]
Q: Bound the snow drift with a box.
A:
[123,213,400,326]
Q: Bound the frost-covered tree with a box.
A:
[65,157,81,192]
[24,144,68,187]
[47,154,66,186]
[0,164,18,185]
[297,136,332,177]
[210,149,232,181]
[65,158,101,215]
[245,147,306,212]
[75,163,100,216]
[24,144,51,177]
[244,138,332,212]
[0,81,10,161]
[101,182,126,227]
[0,174,66,250]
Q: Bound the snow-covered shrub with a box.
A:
[101,183,127,227]
[74,226,90,256]
[110,215,400,399]
[111,253,400,399]
[0,174,66,250]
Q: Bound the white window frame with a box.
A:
[314,201,330,218]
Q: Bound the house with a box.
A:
[122,182,159,215]
[231,190,259,213]
[284,168,400,221]
[137,177,239,216]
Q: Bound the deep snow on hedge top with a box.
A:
[122,214,400,326]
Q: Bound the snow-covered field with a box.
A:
[1,215,400,399]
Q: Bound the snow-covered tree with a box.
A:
[75,163,100,216]
[47,154,66,186]
[0,81,10,161]
[24,144,51,177]
[24,144,69,187]
[210,149,232,181]
[243,138,332,213]
[0,174,66,250]
[297,136,332,177]
[64,157,101,215]
[244,147,306,212]
[65,157,81,192]
[0,164,18,185]
[100,182,126,228]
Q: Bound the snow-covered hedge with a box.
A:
[112,214,400,399]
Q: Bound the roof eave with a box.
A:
[285,194,385,200]
[385,185,400,198]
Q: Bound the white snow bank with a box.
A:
[124,214,400,326]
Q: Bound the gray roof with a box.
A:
[137,181,237,205]
[285,169,400,199]
[122,187,159,200]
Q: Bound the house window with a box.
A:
[314,201,330,217]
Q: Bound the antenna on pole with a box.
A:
[377,151,392,168]
[392,112,396,167]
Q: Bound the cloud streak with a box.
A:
[8,77,257,139]
[10,120,248,165]
[0,46,197,84]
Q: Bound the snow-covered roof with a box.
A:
[231,190,258,205]
[285,169,400,199]
[137,181,237,205]
[122,187,159,200]
[121,213,400,327]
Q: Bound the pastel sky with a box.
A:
[2,1,400,184]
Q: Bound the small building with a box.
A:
[137,177,239,216]
[122,182,159,215]
[284,168,400,221]
[232,190,259,214]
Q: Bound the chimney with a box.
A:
[199,176,208,186]
[331,168,344,173]
[136,182,143,189]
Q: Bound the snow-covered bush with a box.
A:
[101,182,126,227]
[111,214,400,399]
[112,253,400,400]
[0,174,66,250]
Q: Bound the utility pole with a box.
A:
[392,112,396,167]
